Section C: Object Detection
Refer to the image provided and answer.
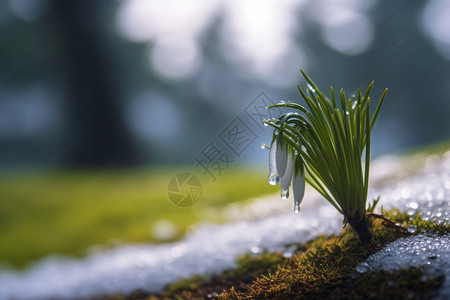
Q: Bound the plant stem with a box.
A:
[347,214,373,243]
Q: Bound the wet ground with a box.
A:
[0,151,449,299]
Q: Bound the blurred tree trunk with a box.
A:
[51,0,139,167]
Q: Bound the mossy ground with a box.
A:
[102,210,448,300]
[0,167,277,268]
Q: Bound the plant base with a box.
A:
[347,215,373,243]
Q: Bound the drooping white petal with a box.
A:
[276,142,288,178]
[293,168,305,213]
[280,150,294,199]
[268,140,279,185]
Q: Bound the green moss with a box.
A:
[381,208,450,235]
[166,275,212,296]
[156,252,288,300]
[220,267,444,300]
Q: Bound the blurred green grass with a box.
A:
[0,167,277,268]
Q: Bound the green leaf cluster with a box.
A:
[265,70,387,220]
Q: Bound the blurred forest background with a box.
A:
[1,0,450,169]
[1,0,450,267]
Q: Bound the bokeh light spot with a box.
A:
[421,0,450,60]
[322,14,374,55]
[149,37,202,80]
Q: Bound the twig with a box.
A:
[366,212,407,233]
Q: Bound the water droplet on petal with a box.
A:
[268,175,279,185]
[281,188,289,199]
[356,262,369,274]
[294,203,300,213]
[407,225,417,234]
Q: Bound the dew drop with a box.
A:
[281,188,289,199]
[282,246,296,258]
[427,253,438,260]
[261,143,267,149]
[355,262,369,274]
[274,129,279,135]
[408,201,419,210]
[250,246,262,255]
[268,175,279,185]
[263,122,269,127]
[407,209,416,216]
[407,225,417,234]
[294,203,300,213]
[307,84,315,93]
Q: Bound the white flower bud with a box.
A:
[293,167,305,213]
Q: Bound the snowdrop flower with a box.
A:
[267,138,305,211]
[268,140,279,185]
[276,141,288,179]
[279,147,293,199]
[292,161,305,213]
